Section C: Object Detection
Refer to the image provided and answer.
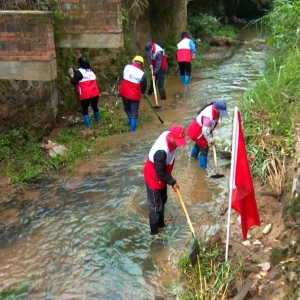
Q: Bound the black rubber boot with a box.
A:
[149,213,160,235]
[158,207,166,228]
[158,88,167,100]
[146,82,154,96]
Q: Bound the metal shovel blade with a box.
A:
[210,173,225,179]
[189,238,200,266]
[211,145,225,179]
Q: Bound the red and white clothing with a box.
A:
[119,63,144,101]
[177,37,193,63]
[188,104,219,149]
[77,68,100,100]
[149,43,168,72]
[144,131,176,190]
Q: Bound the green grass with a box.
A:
[0,280,31,300]
[239,0,300,185]
[188,13,238,43]
[0,107,152,184]
[177,235,242,300]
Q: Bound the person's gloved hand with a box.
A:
[172,182,180,191]
[68,68,74,78]
[76,50,83,58]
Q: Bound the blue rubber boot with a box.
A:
[83,115,91,129]
[130,118,137,132]
[199,155,207,169]
[94,111,100,123]
[126,112,131,124]
[184,75,191,86]
[191,144,200,158]
[180,75,185,83]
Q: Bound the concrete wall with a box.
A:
[54,0,123,48]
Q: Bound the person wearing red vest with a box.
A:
[145,41,168,100]
[188,100,228,168]
[70,50,101,129]
[177,32,197,86]
[119,55,147,132]
[143,125,187,241]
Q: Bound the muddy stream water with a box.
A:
[0,27,273,299]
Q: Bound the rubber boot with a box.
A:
[180,75,185,83]
[199,155,207,169]
[94,111,100,123]
[158,206,166,228]
[158,88,167,100]
[146,83,154,96]
[83,115,91,129]
[126,111,131,124]
[184,75,191,86]
[130,118,137,132]
[191,144,200,158]
[150,213,160,235]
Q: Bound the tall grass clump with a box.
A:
[177,234,242,300]
[242,0,300,192]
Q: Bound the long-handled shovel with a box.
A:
[151,69,161,109]
[211,144,225,179]
[143,94,164,124]
[176,189,200,266]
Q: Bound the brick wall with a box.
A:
[55,0,123,48]
[0,11,57,81]
[0,11,58,133]
[0,11,56,62]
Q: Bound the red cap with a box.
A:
[169,125,187,147]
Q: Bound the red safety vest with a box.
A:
[144,131,176,190]
[119,63,144,101]
[188,104,219,148]
[177,37,192,63]
[77,68,100,100]
[150,43,168,71]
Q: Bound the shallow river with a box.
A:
[0,27,273,299]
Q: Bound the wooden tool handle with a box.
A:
[212,144,219,173]
[176,189,196,234]
[151,69,159,106]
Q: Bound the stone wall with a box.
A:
[54,0,123,48]
[0,80,58,134]
[138,0,187,45]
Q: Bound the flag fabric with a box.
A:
[231,108,260,240]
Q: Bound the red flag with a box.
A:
[231,109,260,240]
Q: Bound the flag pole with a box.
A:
[225,106,238,261]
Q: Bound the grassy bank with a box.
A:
[241,0,300,195]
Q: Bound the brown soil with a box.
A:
[222,183,289,300]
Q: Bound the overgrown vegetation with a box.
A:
[177,234,242,299]
[188,14,238,43]
[241,0,300,195]
[0,280,31,300]
[0,107,152,183]
[0,0,45,10]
